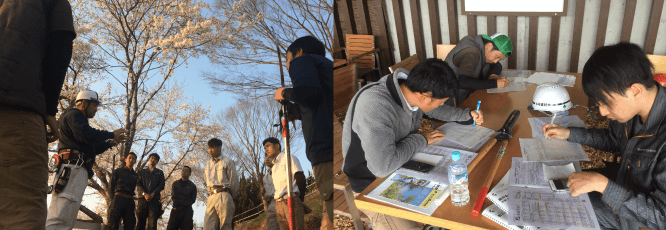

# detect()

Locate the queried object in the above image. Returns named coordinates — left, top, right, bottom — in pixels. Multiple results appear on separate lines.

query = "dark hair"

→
left=404, top=58, right=459, bottom=99
left=208, top=138, right=223, bottom=147
left=126, top=152, right=137, bottom=159
left=183, top=166, right=191, bottom=171
left=582, top=42, right=655, bottom=106
left=148, top=153, right=160, bottom=161
left=287, top=36, right=326, bottom=56
left=262, top=137, right=281, bottom=151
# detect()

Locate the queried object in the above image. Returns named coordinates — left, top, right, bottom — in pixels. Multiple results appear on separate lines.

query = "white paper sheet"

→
left=507, top=187, right=601, bottom=230
left=501, top=70, right=532, bottom=79
left=432, top=135, right=491, bottom=152
left=509, top=157, right=551, bottom=189
left=434, top=123, right=495, bottom=148
left=487, top=81, right=528, bottom=93
left=543, top=163, right=576, bottom=180
left=527, top=116, right=587, bottom=138
left=519, top=138, right=589, bottom=162
left=526, top=72, right=576, bottom=87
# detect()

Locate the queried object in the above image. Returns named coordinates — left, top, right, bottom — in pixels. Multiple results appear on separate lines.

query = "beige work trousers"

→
left=46, top=164, right=89, bottom=230
left=0, top=109, right=48, bottom=230
left=265, top=200, right=279, bottom=230
left=353, top=192, right=422, bottom=230
left=204, top=191, right=234, bottom=230
left=276, top=196, right=305, bottom=230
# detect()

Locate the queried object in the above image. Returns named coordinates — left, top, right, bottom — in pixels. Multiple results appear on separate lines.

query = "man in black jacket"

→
left=273, top=36, right=334, bottom=227
left=136, top=153, right=166, bottom=230
left=46, top=90, right=126, bottom=229
left=109, top=152, right=139, bottom=230
left=0, top=0, right=77, bottom=228
left=544, top=43, right=666, bottom=230
left=166, top=166, right=197, bottom=230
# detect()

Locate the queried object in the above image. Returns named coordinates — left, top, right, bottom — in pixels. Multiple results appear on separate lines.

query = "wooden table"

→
left=354, top=71, right=590, bottom=229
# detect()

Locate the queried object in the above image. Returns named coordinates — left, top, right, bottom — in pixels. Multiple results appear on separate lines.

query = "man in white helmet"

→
left=46, top=90, right=127, bottom=230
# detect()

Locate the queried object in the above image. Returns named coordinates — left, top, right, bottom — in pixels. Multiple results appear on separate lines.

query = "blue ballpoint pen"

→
left=473, top=100, right=481, bottom=126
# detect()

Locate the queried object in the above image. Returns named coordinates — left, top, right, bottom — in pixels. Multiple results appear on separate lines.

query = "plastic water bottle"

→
left=448, top=151, right=470, bottom=206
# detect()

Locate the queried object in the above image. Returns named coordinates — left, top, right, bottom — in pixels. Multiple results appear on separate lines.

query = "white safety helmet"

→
left=75, top=90, right=100, bottom=104
left=531, top=84, right=573, bottom=112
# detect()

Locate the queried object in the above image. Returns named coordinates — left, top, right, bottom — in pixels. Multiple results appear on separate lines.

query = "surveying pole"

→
left=272, top=27, right=295, bottom=230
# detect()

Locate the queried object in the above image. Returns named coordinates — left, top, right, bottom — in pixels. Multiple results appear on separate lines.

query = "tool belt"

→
left=172, top=205, right=190, bottom=210
left=114, top=192, right=134, bottom=199
left=58, top=149, right=91, bottom=166
left=209, top=186, right=229, bottom=195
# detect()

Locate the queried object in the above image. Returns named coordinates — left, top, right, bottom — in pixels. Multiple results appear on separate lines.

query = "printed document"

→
left=508, top=187, right=601, bottom=230
left=519, top=138, right=589, bottom=162
left=528, top=116, right=587, bottom=138
left=526, top=72, right=576, bottom=87
left=434, top=123, right=495, bottom=148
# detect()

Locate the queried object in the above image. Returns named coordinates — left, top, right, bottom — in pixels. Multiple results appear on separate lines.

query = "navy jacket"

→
left=110, top=166, right=138, bottom=196
left=282, top=54, right=333, bottom=166
left=58, top=108, right=115, bottom=178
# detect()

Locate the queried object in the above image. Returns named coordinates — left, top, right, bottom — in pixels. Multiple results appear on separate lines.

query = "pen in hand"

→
left=473, top=100, right=481, bottom=126
left=545, top=112, right=557, bottom=139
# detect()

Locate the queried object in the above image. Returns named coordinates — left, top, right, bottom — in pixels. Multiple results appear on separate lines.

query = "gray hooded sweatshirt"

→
left=342, top=69, right=473, bottom=192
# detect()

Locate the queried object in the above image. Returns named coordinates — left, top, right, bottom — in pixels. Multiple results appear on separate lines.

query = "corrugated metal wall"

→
left=384, top=0, right=666, bottom=73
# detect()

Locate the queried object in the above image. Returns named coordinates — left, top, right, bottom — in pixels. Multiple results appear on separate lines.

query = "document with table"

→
left=526, top=72, right=577, bottom=87
left=527, top=116, right=587, bottom=138
left=507, top=187, right=601, bottom=230
left=434, top=123, right=495, bottom=148
left=519, top=138, right=589, bottom=162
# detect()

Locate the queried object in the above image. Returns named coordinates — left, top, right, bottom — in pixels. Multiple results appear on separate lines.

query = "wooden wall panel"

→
left=508, top=16, right=517, bottom=69
left=410, top=0, right=426, bottom=61
left=596, top=0, right=611, bottom=49
left=621, top=0, right=637, bottom=42
left=528, top=16, right=538, bottom=70
left=569, top=0, right=585, bottom=72
left=548, top=16, right=560, bottom=71
left=392, top=0, right=409, bottom=60
left=428, top=0, right=441, bottom=56
left=645, top=0, right=665, bottom=54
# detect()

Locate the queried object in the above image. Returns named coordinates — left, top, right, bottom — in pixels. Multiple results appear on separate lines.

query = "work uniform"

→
left=342, top=70, right=474, bottom=230
left=108, top=166, right=138, bottom=230
left=166, top=178, right=197, bottom=230
left=47, top=108, right=116, bottom=230
left=568, top=84, right=666, bottom=230
left=444, top=35, right=503, bottom=104
left=136, top=167, right=166, bottom=230
left=263, top=170, right=278, bottom=230
left=204, top=156, right=239, bottom=230
left=0, top=0, right=76, bottom=228
left=281, top=54, right=335, bottom=224
left=272, top=152, right=305, bottom=230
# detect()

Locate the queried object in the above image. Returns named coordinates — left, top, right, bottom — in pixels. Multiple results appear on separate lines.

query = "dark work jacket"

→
left=110, top=166, right=138, bottom=196
left=568, top=84, right=666, bottom=230
left=444, top=35, right=502, bottom=104
left=0, top=0, right=76, bottom=117
left=58, top=108, right=115, bottom=178
left=282, top=54, right=333, bottom=166
left=137, top=167, right=165, bottom=198
left=171, top=179, right=197, bottom=207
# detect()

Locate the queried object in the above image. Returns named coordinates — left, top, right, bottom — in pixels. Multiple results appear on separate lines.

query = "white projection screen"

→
left=462, top=0, right=567, bottom=16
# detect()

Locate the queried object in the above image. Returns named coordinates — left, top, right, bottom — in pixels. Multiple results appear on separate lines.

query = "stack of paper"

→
left=527, top=115, right=587, bottom=138
left=526, top=72, right=576, bottom=87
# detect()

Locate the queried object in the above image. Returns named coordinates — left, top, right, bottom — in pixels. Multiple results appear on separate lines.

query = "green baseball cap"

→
left=482, top=33, right=513, bottom=58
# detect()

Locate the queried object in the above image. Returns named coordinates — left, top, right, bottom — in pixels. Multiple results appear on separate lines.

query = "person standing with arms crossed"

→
left=204, top=138, right=240, bottom=230
left=136, top=153, right=166, bottom=230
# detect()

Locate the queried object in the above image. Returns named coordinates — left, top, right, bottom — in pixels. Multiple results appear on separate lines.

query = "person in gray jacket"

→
left=342, top=58, right=484, bottom=229
left=544, top=42, right=666, bottom=230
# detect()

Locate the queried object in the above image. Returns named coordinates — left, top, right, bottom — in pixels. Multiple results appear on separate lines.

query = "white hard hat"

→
left=75, top=90, right=100, bottom=103
left=531, top=84, right=573, bottom=112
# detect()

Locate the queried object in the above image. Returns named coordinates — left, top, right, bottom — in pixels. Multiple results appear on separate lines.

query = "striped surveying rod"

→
left=272, top=27, right=295, bottom=230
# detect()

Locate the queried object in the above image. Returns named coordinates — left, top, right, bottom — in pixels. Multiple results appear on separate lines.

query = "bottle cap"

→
left=452, top=151, right=461, bottom=161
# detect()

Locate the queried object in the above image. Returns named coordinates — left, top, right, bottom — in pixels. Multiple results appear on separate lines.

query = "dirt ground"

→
left=334, top=107, right=613, bottom=229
